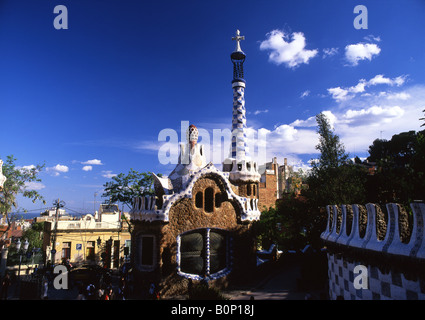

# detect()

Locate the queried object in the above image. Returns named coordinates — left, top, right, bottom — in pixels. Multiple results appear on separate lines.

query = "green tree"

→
left=307, top=113, right=367, bottom=207
left=102, top=169, right=162, bottom=208
left=0, top=155, right=45, bottom=237
left=22, top=222, right=45, bottom=252
left=313, top=112, right=349, bottom=169
left=367, top=129, right=425, bottom=204
left=258, top=194, right=310, bottom=251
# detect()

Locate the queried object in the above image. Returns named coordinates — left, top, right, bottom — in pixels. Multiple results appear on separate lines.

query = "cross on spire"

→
left=232, top=29, right=245, bottom=52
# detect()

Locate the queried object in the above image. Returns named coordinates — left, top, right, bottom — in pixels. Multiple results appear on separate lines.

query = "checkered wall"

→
left=327, top=253, right=425, bottom=300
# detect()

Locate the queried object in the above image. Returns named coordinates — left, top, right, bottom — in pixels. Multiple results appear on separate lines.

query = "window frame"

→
left=61, top=242, right=71, bottom=260
left=176, top=228, right=232, bottom=281
left=136, top=234, right=156, bottom=271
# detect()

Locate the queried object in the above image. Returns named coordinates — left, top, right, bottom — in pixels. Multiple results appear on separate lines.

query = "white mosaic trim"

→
left=130, top=162, right=261, bottom=223
left=321, top=202, right=425, bottom=260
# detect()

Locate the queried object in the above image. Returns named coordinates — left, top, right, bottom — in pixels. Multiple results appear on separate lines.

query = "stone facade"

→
left=131, top=175, right=257, bottom=296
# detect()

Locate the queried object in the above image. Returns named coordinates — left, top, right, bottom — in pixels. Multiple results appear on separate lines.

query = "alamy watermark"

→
left=53, top=265, right=68, bottom=290
left=354, top=5, right=368, bottom=29
left=53, top=5, right=68, bottom=30
left=157, top=121, right=268, bottom=166
left=353, top=264, right=368, bottom=290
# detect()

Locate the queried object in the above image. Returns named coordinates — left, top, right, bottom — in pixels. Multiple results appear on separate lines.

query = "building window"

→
left=204, top=188, right=214, bottom=213
left=177, top=228, right=231, bottom=280
left=195, top=187, right=223, bottom=212
left=195, top=192, right=203, bottom=209
left=61, top=242, right=71, bottom=261
left=215, top=193, right=221, bottom=208
left=247, top=184, right=251, bottom=196
left=124, top=240, right=131, bottom=261
left=136, top=235, right=156, bottom=271
left=86, top=241, right=95, bottom=261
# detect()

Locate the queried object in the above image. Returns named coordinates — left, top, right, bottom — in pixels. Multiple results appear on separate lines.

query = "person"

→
left=97, top=286, right=104, bottom=300
left=86, top=283, right=96, bottom=300
left=103, top=286, right=114, bottom=300
left=1, top=273, right=10, bottom=300
left=76, top=284, right=86, bottom=300
left=148, top=283, right=155, bottom=300
left=41, top=277, right=49, bottom=300
left=117, top=276, right=126, bottom=300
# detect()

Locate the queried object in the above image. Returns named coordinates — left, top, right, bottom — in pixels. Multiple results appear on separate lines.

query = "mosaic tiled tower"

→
left=223, top=30, right=260, bottom=184
left=231, top=30, right=248, bottom=161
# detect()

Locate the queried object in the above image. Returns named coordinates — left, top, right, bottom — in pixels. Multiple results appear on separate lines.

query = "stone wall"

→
left=258, top=172, right=277, bottom=211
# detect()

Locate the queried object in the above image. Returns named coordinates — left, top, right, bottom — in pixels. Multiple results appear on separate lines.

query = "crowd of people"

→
left=75, top=275, right=128, bottom=300
left=0, top=260, right=164, bottom=300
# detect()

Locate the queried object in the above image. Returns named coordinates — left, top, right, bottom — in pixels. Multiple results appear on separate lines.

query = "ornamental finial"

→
left=232, top=29, right=245, bottom=53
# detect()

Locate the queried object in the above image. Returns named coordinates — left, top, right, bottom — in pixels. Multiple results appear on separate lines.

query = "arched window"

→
left=253, top=184, right=256, bottom=197
left=215, top=192, right=221, bottom=208
left=204, top=187, right=214, bottom=213
left=247, top=184, right=251, bottom=196
left=195, top=192, right=203, bottom=209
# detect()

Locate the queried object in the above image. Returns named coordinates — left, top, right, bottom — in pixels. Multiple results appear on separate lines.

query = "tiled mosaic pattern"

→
left=327, top=253, right=425, bottom=300
left=231, top=84, right=249, bottom=160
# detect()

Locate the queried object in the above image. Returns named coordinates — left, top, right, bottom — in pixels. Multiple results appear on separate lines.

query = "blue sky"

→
left=1, top=0, right=425, bottom=214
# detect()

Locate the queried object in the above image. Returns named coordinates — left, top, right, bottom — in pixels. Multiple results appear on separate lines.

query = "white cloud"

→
left=253, top=109, right=269, bottom=115
left=368, top=74, right=406, bottom=86
left=328, top=75, right=407, bottom=102
left=47, top=164, right=69, bottom=176
left=24, top=181, right=46, bottom=191
left=345, top=43, right=381, bottom=66
left=259, top=29, right=318, bottom=68
left=386, top=92, right=411, bottom=100
left=341, top=105, right=405, bottom=126
left=82, top=165, right=93, bottom=171
left=102, top=170, right=117, bottom=179
left=251, top=84, right=425, bottom=167
left=300, top=90, right=310, bottom=98
left=53, top=164, right=68, bottom=172
left=322, top=47, right=339, bottom=58
left=82, top=159, right=103, bottom=165
left=363, top=35, right=381, bottom=43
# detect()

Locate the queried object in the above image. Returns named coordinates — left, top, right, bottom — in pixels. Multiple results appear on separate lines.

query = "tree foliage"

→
left=313, top=112, right=349, bottom=169
left=366, top=129, right=425, bottom=204
left=307, top=113, right=367, bottom=207
left=102, top=169, right=162, bottom=208
left=0, top=155, right=45, bottom=235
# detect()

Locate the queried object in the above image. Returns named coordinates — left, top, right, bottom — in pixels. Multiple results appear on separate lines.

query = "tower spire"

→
left=230, top=29, right=248, bottom=161
left=223, top=30, right=260, bottom=183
